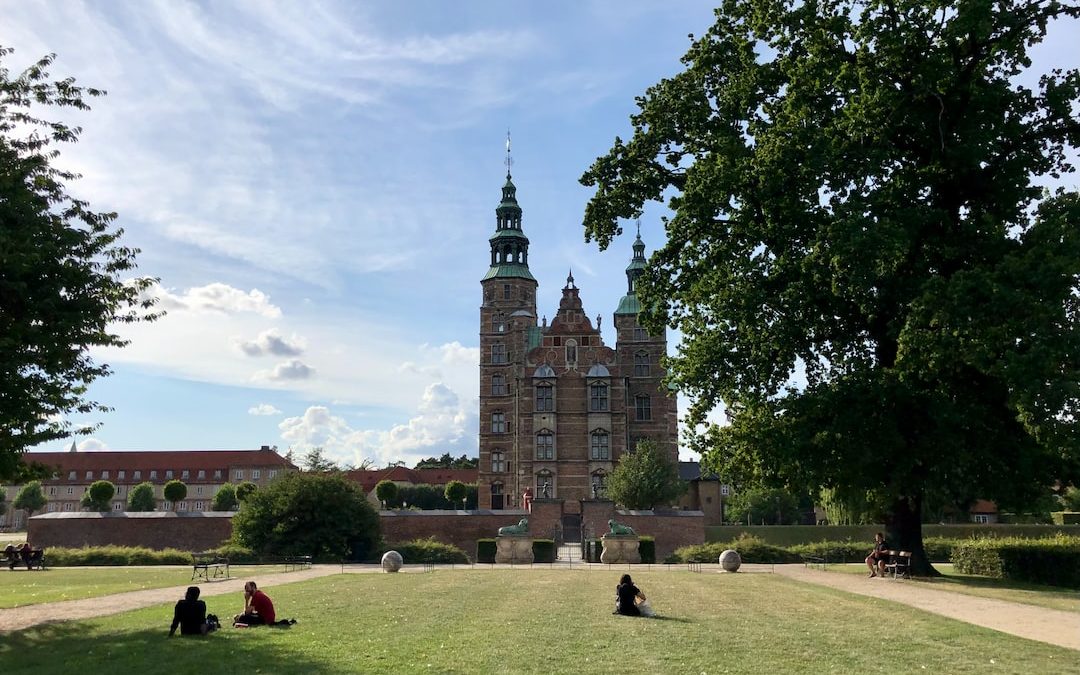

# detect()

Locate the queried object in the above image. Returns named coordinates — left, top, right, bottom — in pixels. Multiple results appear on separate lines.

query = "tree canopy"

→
left=211, top=483, right=238, bottom=511
left=13, top=480, right=46, bottom=518
left=414, top=453, right=478, bottom=470
left=444, top=480, right=468, bottom=509
left=374, top=479, right=398, bottom=507
left=232, top=472, right=380, bottom=560
left=604, top=439, right=685, bottom=509
left=163, top=480, right=187, bottom=510
left=581, top=0, right=1080, bottom=573
left=126, top=482, right=156, bottom=512
left=0, top=49, right=159, bottom=479
left=80, top=479, right=115, bottom=511
left=727, top=487, right=802, bottom=525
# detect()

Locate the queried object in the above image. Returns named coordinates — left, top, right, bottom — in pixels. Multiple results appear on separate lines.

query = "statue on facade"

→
left=607, top=519, right=635, bottom=536
left=498, top=518, right=529, bottom=536
left=522, top=487, right=533, bottom=512
left=541, top=482, right=551, bottom=499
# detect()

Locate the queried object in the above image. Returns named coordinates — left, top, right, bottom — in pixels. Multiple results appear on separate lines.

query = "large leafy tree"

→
left=0, top=48, right=159, bottom=480
left=581, top=0, right=1080, bottom=574
left=727, top=487, right=802, bottom=525
left=604, top=439, right=686, bottom=509
left=13, top=480, right=46, bottom=519
left=232, top=472, right=380, bottom=560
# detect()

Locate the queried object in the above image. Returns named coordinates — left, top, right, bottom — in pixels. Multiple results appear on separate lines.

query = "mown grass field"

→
left=1, top=570, right=1075, bottom=674
left=0, top=565, right=290, bottom=608
left=827, top=562, right=1080, bottom=614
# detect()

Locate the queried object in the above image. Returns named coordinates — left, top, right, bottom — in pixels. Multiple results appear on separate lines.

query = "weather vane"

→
left=505, top=129, right=513, bottom=176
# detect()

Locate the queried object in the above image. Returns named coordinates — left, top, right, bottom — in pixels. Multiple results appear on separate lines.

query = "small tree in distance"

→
left=444, top=480, right=467, bottom=510
left=163, top=480, right=187, bottom=510
left=374, top=480, right=398, bottom=509
left=236, top=481, right=258, bottom=502
left=81, top=480, right=116, bottom=511
left=127, top=482, right=156, bottom=512
left=14, top=481, right=47, bottom=520
left=212, top=483, right=239, bottom=511
left=604, top=439, right=685, bottom=510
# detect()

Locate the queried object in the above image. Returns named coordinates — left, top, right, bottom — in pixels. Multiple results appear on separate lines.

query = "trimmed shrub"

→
left=45, top=545, right=192, bottom=566
left=533, top=539, right=556, bottom=563
left=672, top=534, right=799, bottom=564
left=787, top=540, right=867, bottom=563
left=208, top=543, right=257, bottom=563
left=951, top=536, right=1080, bottom=588
left=476, top=539, right=496, bottom=564
left=638, top=536, right=655, bottom=564
left=387, top=537, right=469, bottom=564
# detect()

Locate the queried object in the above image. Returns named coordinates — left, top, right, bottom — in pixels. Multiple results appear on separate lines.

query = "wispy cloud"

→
left=248, top=403, right=283, bottom=416
left=236, top=329, right=305, bottom=357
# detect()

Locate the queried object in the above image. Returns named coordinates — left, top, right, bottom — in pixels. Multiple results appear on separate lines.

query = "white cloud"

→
left=236, top=329, right=305, bottom=357
left=147, top=282, right=282, bottom=318
left=437, top=341, right=480, bottom=366
left=257, top=359, right=316, bottom=381
left=248, top=404, right=283, bottom=416
left=77, top=438, right=110, bottom=452
left=278, top=382, right=477, bottom=467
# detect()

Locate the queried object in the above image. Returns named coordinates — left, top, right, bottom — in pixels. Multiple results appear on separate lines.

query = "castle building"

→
left=476, top=166, right=677, bottom=518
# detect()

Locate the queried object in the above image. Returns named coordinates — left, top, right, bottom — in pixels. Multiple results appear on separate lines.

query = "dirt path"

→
left=768, top=564, right=1080, bottom=651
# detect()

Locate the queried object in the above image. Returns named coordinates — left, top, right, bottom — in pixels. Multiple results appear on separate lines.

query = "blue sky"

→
left=7, top=0, right=722, bottom=466
left=8, top=1, right=1076, bottom=468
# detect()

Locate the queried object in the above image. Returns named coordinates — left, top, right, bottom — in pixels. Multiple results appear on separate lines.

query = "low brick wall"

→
left=380, top=510, right=529, bottom=560
left=28, top=512, right=235, bottom=551
left=581, top=501, right=705, bottom=559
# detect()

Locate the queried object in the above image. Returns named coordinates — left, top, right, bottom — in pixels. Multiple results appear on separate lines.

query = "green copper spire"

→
left=484, top=133, right=535, bottom=281
left=615, top=220, right=647, bottom=315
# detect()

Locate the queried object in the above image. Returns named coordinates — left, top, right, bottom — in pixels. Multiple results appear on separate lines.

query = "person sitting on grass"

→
left=169, top=586, right=209, bottom=636
left=234, top=581, right=275, bottom=626
left=614, top=573, right=647, bottom=617
left=865, top=532, right=889, bottom=578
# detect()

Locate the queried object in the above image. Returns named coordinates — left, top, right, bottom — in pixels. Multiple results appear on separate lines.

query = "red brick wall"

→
left=28, top=512, right=234, bottom=551
left=581, top=501, right=704, bottom=559
left=380, top=510, right=531, bottom=560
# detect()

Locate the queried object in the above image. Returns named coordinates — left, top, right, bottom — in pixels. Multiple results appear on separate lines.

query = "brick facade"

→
left=28, top=512, right=235, bottom=551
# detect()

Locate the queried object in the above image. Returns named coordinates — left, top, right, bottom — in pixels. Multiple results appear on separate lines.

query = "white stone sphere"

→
left=719, top=549, right=742, bottom=572
left=381, top=550, right=403, bottom=573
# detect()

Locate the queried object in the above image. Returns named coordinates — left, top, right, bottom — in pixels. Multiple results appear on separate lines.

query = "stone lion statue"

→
left=498, top=518, right=529, bottom=536
left=608, top=519, right=635, bottom=536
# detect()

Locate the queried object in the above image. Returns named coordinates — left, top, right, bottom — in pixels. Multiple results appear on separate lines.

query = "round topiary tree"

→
left=126, top=481, right=157, bottom=512
left=163, top=480, right=187, bottom=511
left=81, top=480, right=115, bottom=511
left=375, top=479, right=398, bottom=508
left=211, top=483, right=239, bottom=511
left=444, top=480, right=467, bottom=510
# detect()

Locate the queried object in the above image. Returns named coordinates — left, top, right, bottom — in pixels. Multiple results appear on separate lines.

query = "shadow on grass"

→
left=0, top=620, right=341, bottom=675
left=647, top=615, right=691, bottom=623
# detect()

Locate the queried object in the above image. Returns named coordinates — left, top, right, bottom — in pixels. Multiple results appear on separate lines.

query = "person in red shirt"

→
left=233, top=581, right=275, bottom=626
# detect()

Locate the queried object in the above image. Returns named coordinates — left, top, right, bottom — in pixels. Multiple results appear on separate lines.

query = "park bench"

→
left=191, top=553, right=230, bottom=582
left=801, top=555, right=826, bottom=570
left=3, top=549, right=45, bottom=570
left=884, top=551, right=912, bottom=579
left=283, top=555, right=312, bottom=572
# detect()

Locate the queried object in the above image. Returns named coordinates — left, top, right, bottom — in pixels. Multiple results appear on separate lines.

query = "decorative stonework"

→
left=495, top=535, right=534, bottom=563
left=382, top=550, right=403, bottom=572
left=719, top=549, right=741, bottom=572
left=600, top=535, right=641, bottom=564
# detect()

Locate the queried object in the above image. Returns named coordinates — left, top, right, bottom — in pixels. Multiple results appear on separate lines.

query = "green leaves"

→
left=604, top=439, right=685, bottom=509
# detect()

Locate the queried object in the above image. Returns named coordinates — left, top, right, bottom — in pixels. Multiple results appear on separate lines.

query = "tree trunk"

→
left=883, top=494, right=940, bottom=577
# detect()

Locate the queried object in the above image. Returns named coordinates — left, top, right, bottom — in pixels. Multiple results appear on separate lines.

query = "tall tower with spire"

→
left=477, top=145, right=677, bottom=516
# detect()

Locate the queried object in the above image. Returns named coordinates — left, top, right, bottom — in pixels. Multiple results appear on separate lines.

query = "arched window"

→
left=589, top=382, right=608, bottom=411
left=492, top=374, right=508, bottom=396
left=491, top=411, right=507, bottom=434
left=590, top=430, right=610, bottom=460
left=535, top=383, right=553, bottom=411
left=536, top=430, right=554, bottom=460
left=633, top=350, right=650, bottom=376
left=491, top=450, right=505, bottom=473
left=635, top=394, right=652, bottom=421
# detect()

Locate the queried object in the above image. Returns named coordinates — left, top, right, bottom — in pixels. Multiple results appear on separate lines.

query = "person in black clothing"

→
left=614, top=573, right=646, bottom=616
left=169, top=586, right=209, bottom=636
left=865, top=532, right=889, bottom=578
left=4, top=544, right=16, bottom=570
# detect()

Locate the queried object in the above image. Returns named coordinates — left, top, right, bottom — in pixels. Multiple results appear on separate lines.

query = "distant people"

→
left=866, top=532, right=889, bottom=578
left=614, top=573, right=647, bottom=617
left=234, top=581, right=275, bottom=626
left=4, top=544, right=16, bottom=570
left=169, top=586, right=209, bottom=636
left=18, top=542, right=33, bottom=571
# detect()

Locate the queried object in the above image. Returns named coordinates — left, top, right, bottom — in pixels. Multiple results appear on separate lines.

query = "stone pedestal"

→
left=600, top=535, right=641, bottom=564
left=495, top=536, right=534, bottom=564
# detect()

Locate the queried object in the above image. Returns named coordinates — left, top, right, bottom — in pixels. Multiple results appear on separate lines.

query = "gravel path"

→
left=4, top=563, right=1079, bottom=652
left=769, top=564, right=1080, bottom=651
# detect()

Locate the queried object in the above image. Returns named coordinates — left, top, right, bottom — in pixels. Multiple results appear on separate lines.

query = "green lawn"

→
left=0, top=565, right=291, bottom=608
left=1, top=570, right=1074, bottom=674
left=826, top=563, right=1080, bottom=614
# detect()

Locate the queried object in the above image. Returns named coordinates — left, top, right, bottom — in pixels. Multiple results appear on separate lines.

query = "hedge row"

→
left=951, top=536, right=1080, bottom=588
left=670, top=535, right=960, bottom=565
left=43, top=545, right=194, bottom=566
left=384, top=538, right=470, bottom=564
left=705, top=524, right=1080, bottom=546
left=474, top=538, right=557, bottom=563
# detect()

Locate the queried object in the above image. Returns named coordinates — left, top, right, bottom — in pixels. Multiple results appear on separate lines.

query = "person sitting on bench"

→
left=234, top=581, right=275, bottom=626
left=865, top=532, right=889, bottom=578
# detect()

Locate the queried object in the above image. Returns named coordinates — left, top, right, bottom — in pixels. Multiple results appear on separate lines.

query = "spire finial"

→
left=567, top=268, right=575, bottom=288
left=636, top=218, right=641, bottom=237
left=505, top=130, right=513, bottom=178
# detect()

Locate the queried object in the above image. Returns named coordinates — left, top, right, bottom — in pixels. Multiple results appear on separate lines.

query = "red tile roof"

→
left=23, top=448, right=295, bottom=482
left=969, top=499, right=998, bottom=513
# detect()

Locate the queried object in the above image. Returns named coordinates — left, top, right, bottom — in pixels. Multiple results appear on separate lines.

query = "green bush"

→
left=921, top=537, right=956, bottom=562
left=705, top=524, right=1080, bottom=545
left=45, top=545, right=192, bottom=566
left=207, top=543, right=257, bottom=563
left=476, top=539, right=496, bottom=564
left=387, top=537, right=469, bottom=564
left=638, top=536, right=655, bottom=564
left=672, top=534, right=800, bottom=564
left=951, top=536, right=1080, bottom=587
left=533, top=539, right=556, bottom=563
left=787, top=540, right=867, bottom=563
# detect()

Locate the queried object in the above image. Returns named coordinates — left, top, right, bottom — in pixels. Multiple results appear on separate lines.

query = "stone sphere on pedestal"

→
left=381, top=550, right=403, bottom=572
left=719, top=549, right=742, bottom=572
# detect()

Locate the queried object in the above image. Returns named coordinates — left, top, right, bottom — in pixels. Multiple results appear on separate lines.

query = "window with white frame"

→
left=590, top=431, right=610, bottom=460
left=113, top=502, right=123, bottom=511
left=85, top=470, right=93, bottom=480
left=195, top=501, right=204, bottom=511
left=63, top=503, right=72, bottom=511
left=536, top=471, right=553, bottom=496
left=67, top=487, right=74, bottom=495
left=102, top=470, right=109, bottom=479
left=133, top=470, right=141, bottom=480
left=48, top=486, right=56, bottom=496
left=634, top=327, right=648, bottom=341
left=269, top=470, right=278, bottom=478
left=974, top=515, right=990, bottom=524
left=150, top=470, right=158, bottom=479
left=252, top=469, right=261, bottom=479
left=178, top=501, right=188, bottom=511
left=118, top=470, right=126, bottom=479
left=165, top=470, right=173, bottom=479
left=68, top=470, right=76, bottom=480
left=182, top=470, right=189, bottom=479
left=198, top=470, right=205, bottom=479
left=48, top=503, right=57, bottom=512
left=536, top=431, right=554, bottom=460
left=214, top=469, right=222, bottom=479
left=235, top=470, right=244, bottom=480
left=163, top=501, right=171, bottom=510
left=196, top=486, right=203, bottom=495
